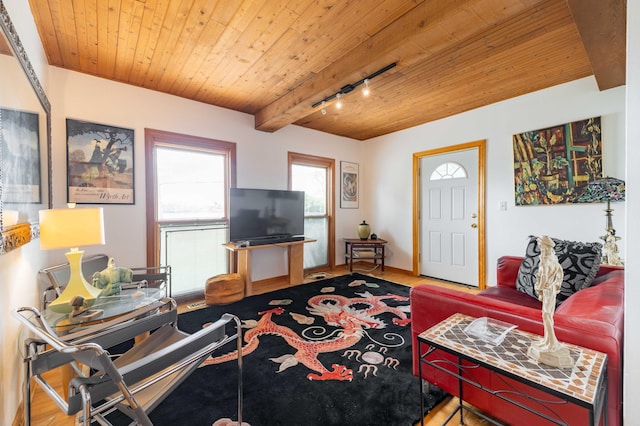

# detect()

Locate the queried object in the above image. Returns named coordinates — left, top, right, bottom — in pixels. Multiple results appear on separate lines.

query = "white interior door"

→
left=420, top=148, right=479, bottom=286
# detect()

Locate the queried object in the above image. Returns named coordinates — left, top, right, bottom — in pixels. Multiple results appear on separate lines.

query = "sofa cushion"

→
left=515, top=236, right=602, bottom=305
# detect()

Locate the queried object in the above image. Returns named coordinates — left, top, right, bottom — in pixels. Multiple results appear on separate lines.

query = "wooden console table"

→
left=343, top=238, right=387, bottom=273
left=224, top=239, right=315, bottom=296
left=418, top=313, right=608, bottom=426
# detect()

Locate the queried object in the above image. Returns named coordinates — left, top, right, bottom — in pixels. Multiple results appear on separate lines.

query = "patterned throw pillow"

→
left=515, top=236, right=602, bottom=306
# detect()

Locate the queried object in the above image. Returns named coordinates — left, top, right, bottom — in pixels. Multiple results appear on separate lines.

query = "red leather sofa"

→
left=411, top=255, right=624, bottom=425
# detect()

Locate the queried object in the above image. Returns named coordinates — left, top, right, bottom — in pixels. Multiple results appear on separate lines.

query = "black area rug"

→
left=115, top=273, right=446, bottom=425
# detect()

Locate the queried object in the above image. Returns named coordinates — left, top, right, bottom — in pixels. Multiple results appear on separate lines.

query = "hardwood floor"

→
left=23, top=263, right=491, bottom=426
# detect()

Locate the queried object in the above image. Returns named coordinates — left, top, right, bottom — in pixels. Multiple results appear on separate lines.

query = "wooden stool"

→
left=205, top=273, right=245, bottom=305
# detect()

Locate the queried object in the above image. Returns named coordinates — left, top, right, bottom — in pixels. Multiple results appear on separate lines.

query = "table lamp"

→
left=39, top=207, right=105, bottom=313
left=576, top=176, right=626, bottom=237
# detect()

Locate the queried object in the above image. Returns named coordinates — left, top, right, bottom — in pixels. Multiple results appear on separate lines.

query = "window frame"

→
left=145, top=128, right=236, bottom=267
left=288, top=152, right=335, bottom=271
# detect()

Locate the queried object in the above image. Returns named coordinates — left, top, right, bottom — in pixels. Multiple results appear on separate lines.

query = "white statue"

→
left=527, top=236, right=574, bottom=368
left=603, top=231, right=623, bottom=266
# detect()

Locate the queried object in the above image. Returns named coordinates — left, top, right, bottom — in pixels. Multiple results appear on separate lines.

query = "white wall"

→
left=0, top=2, right=52, bottom=424
left=623, top=0, right=639, bottom=421
left=48, top=67, right=363, bottom=280
left=363, top=77, right=626, bottom=286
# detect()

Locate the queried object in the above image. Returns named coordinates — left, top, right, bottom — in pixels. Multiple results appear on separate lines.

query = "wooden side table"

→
left=343, top=238, right=387, bottom=272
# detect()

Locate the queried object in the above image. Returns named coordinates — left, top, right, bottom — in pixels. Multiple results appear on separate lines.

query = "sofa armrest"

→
left=595, top=263, right=624, bottom=278
left=496, top=256, right=523, bottom=288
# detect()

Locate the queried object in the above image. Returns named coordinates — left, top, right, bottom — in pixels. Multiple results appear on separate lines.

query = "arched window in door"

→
left=430, top=161, right=468, bottom=180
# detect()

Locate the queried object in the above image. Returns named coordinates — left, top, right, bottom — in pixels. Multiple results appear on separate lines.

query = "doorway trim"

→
left=412, top=140, right=487, bottom=289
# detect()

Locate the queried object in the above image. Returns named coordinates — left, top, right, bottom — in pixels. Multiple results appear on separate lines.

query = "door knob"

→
left=471, top=223, right=478, bottom=228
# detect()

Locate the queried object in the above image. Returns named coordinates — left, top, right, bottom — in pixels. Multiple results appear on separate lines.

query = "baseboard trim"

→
left=337, top=261, right=413, bottom=276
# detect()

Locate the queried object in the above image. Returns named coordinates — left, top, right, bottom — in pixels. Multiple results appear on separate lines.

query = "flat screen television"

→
left=229, top=188, right=305, bottom=245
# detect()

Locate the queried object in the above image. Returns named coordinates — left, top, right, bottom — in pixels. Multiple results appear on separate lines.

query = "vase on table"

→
left=357, top=220, right=371, bottom=240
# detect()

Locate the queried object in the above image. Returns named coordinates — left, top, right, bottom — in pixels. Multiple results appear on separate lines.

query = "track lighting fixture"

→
left=311, top=62, right=396, bottom=112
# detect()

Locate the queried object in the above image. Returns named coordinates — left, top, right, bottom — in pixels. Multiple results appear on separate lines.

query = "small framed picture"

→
left=340, top=161, right=359, bottom=209
left=66, top=119, right=134, bottom=204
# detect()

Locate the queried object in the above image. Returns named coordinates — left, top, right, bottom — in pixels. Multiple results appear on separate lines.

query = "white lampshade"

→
left=39, top=208, right=105, bottom=250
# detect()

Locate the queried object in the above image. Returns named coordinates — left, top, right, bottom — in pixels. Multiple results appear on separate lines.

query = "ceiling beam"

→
left=565, top=0, right=626, bottom=90
left=253, top=0, right=522, bottom=134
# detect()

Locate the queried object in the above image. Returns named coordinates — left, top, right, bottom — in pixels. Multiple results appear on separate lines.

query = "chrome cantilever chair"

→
left=130, top=264, right=172, bottom=296
left=13, top=299, right=243, bottom=426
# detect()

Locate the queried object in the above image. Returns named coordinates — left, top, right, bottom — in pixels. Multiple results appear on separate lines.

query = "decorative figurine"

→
left=92, top=257, right=133, bottom=296
left=68, top=295, right=102, bottom=321
left=603, top=231, right=623, bottom=266
left=527, top=236, right=574, bottom=368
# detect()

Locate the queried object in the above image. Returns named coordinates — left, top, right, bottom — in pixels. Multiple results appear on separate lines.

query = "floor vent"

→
left=187, top=300, right=207, bottom=309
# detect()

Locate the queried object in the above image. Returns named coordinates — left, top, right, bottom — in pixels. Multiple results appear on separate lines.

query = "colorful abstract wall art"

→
left=513, top=117, right=602, bottom=205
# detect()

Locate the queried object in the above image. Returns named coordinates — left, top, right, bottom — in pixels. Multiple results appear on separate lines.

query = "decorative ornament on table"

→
left=92, top=257, right=134, bottom=296
left=357, top=220, right=371, bottom=240
left=68, top=295, right=103, bottom=321
left=527, top=236, right=574, bottom=369
left=603, top=232, right=622, bottom=266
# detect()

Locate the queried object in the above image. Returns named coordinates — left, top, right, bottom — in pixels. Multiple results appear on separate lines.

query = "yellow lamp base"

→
left=48, top=249, right=103, bottom=314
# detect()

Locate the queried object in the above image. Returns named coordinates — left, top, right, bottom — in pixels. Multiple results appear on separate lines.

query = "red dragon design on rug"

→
left=203, top=290, right=410, bottom=381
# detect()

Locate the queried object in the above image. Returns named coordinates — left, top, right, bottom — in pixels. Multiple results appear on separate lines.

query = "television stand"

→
left=224, top=239, right=316, bottom=296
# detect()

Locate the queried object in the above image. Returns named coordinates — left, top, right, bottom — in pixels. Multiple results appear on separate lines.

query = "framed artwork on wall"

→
left=340, top=161, right=359, bottom=209
left=513, top=117, right=602, bottom=206
left=0, top=107, right=41, bottom=204
left=66, top=119, right=134, bottom=204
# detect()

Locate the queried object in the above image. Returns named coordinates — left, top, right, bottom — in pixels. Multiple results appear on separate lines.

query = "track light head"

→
left=362, top=79, right=370, bottom=96
left=336, top=93, right=342, bottom=109
left=321, top=101, right=327, bottom=115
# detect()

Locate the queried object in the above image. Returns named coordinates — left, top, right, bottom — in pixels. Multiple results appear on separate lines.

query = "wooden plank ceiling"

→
left=27, top=0, right=626, bottom=140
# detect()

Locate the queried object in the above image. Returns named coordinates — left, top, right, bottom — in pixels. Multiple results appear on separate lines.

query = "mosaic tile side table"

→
left=417, top=313, right=608, bottom=426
